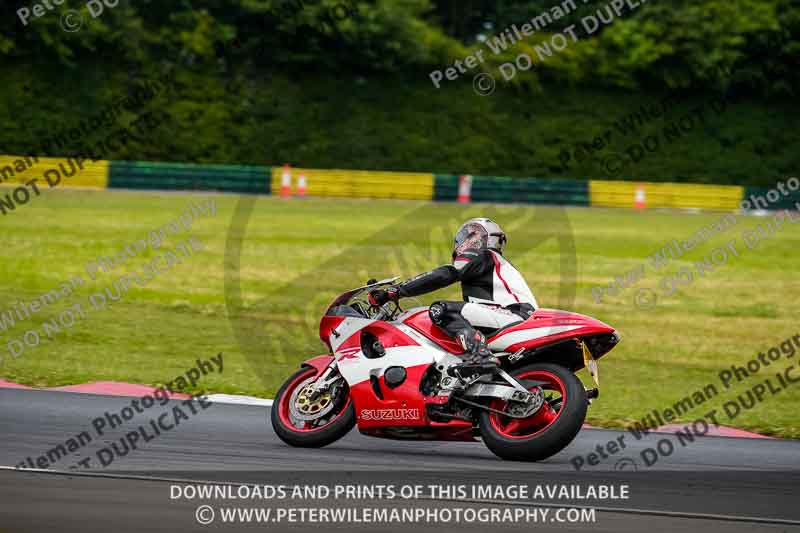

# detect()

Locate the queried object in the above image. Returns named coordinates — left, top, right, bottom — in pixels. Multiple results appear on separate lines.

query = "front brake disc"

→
left=288, top=377, right=338, bottom=422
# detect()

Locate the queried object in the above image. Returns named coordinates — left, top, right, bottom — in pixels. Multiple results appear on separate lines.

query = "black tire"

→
left=479, top=362, right=587, bottom=461
left=270, top=366, right=356, bottom=448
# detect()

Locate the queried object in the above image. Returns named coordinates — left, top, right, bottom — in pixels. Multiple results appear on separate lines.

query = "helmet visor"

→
left=453, top=223, right=488, bottom=256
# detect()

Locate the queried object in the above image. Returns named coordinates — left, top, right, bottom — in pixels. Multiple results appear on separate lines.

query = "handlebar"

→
left=326, top=276, right=403, bottom=321
left=370, top=300, right=402, bottom=322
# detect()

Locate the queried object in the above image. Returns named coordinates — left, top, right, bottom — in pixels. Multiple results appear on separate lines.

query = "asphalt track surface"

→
left=1, top=388, right=799, bottom=532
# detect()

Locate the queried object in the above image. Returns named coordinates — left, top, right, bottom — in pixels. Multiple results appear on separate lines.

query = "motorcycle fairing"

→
left=401, top=308, right=466, bottom=354
left=348, top=363, right=432, bottom=429
left=487, top=308, right=615, bottom=355
left=319, top=316, right=450, bottom=430
left=312, top=292, right=618, bottom=436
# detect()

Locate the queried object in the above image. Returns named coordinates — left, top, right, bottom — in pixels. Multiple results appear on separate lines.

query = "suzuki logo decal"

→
left=360, top=408, right=420, bottom=421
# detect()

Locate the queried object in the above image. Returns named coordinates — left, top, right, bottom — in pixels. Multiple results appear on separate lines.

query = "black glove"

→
left=369, top=286, right=400, bottom=306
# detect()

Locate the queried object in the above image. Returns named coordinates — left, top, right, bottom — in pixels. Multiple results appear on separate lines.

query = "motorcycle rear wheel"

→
left=479, top=362, right=587, bottom=461
left=271, top=366, right=355, bottom=448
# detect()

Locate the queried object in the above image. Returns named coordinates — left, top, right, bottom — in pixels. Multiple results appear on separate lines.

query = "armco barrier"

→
left=478, top=175, right=589, bottom=206
left=109, top=161, right=269, bottom=194
left=434, top=174, right=460, bottom=201
left=2, top=154, right=793, bottom=213
left=743, top=185, right=800, bottom=211
left=589, top=180, right=744, bottom=211
left=271, top=168, right=434, bottom=200
left=0, top=155, right=109, bottom=189
left=436, top=174, right=589, bottom=206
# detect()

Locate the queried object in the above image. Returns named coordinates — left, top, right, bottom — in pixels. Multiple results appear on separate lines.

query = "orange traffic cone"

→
left=280, top=165, right=292, bottom=198
left=634, top=184, right=646, bottom=209
left=297, top=173, right=307, bottom=197
left=457, top=175, right=473, bottom=203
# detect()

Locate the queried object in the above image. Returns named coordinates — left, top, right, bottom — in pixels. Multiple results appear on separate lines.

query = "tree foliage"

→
left=0, top=0, right=797, bottom=184
left=1, top=0, right=796, bottom=92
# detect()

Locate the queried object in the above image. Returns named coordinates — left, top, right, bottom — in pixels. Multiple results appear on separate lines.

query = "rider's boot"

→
left=451, top=328, right=498, bottom=374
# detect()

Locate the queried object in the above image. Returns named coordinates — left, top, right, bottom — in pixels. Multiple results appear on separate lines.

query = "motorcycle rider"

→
left=369, top=218, right=538, bottom=368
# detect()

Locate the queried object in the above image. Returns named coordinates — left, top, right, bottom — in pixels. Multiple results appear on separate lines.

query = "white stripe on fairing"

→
left=393, top=324, right=463, bottom=367
left=336, top=345, right=436, bottom=386
left=393, top=324, right=447, bottom=353
left=488, top=325, right=582, bottom=351
left=329, top=318, right=376, bottom=352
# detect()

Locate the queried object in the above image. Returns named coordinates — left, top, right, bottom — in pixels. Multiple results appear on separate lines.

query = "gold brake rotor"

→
left=295, top=384, right=333, bottom=416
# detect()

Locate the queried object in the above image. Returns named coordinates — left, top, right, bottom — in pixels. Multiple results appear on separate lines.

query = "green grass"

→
left=1, top=189, right=799, bottom=438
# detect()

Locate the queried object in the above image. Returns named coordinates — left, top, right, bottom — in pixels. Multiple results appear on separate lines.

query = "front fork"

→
left=308, top=360, right=343, bottom=393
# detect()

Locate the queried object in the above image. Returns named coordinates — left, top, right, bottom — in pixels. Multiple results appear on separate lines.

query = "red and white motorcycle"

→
left=271, top=278, right=619, bottom=461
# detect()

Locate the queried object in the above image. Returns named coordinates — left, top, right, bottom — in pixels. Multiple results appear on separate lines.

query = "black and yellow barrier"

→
left=270, top=167, right=434, bottom=200
left=0, top=155, right=109, bottom=189
left=589, top=180, right=744, bottom=211
left=1, top=154, right=793, bottom=213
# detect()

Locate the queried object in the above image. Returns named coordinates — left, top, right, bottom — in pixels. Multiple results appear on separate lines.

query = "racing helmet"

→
left=453, top=218, right=507, bottom=258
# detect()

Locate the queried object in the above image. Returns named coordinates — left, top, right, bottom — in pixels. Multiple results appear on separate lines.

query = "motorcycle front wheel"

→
left=271, top=366, right=355, bottom=448
left=479, top=362, right=587, bottom=461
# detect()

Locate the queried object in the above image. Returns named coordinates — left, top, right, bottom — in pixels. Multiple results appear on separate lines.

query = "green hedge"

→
left=3, top=64, right=798, bottom=187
